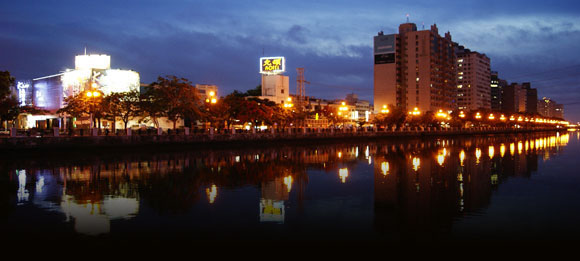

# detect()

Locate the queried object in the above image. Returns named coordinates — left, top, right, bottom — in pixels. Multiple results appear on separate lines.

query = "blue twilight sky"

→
left=1, top=0, right=580, bottom=122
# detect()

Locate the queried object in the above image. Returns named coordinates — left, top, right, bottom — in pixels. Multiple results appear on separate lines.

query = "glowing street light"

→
left=500, top=114, right=506, bottom=121
left=475, top=112, right=482, bottom=119
left=436, top=109, right=447, bottom=118
left=488, top=113, right=495, bottom=120
left=283, top=97, right=293, bottom=108
left=459, top=111, right=466, bottom=118
left=381, top=105, right=389, bottom=114
left=409, top=107, right=421, bottom=116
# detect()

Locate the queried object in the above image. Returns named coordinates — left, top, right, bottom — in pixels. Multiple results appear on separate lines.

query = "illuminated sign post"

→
left=16, top=81, right=30, bottom=106
left=260, top=57, right=285, bottom=75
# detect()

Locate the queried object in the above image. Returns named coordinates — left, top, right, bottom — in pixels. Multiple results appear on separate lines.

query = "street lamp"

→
left=409, top=107, right=420, bottom=116
left=381, top=105, right=389, bottom=114
left=85, top=89, right=103, bottom=129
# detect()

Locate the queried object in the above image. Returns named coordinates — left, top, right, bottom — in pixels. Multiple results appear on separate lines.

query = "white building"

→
left=258, top=56, right=290, bottom=105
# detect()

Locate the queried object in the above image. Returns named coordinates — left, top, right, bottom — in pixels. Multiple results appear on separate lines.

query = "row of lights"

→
left=380, top=104, right=569, bottom=126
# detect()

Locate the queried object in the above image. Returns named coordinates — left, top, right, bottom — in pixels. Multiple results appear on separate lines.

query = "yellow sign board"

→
left=260, top=57, right=285, bottom=74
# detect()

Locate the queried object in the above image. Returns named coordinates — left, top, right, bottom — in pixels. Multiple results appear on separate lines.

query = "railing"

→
left=0, top=125, right=564, bottom=139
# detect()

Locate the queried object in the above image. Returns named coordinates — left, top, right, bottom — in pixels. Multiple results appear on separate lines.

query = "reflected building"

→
left=3, top=132, right=571, bottom=239
left=260, top=177, right=290, bottom=224
left=372, top=133, right=568, bottom=240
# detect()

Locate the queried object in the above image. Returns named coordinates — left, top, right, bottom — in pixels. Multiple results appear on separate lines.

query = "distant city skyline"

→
left=1, top=0, right=580, bottom=121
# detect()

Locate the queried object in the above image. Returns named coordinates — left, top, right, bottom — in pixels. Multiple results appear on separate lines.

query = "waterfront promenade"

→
left=0, top=126, right=564, bottom=150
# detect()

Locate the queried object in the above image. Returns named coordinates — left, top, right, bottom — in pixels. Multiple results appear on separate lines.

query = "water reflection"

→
left=0, top=132, right=573, bottom=241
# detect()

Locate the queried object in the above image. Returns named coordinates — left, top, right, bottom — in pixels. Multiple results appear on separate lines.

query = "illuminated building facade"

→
left=17, top=54, right=139, bottom=128
left=195, top=84, right=218, bottom=102
left=455, top=45, right=491, bottom=111
left=502, top=82, right=537, bottom=113
left=259, top=56, right=290, bottom=104
left=374, top=23, right=456, bottom=113
left=21, top=54, right=140, bottom=113
left=538, top=97, right=565, bottom=119
left=490, top=71, right=507, bottom=111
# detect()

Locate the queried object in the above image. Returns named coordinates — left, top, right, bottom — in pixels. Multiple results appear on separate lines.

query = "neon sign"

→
left=17, top=81, right=30, bottom=106
left=260, top=56, right=285, bottom=75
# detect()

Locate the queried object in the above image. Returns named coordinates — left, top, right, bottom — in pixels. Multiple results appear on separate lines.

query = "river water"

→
left=1, top=131, right=579, bottom=245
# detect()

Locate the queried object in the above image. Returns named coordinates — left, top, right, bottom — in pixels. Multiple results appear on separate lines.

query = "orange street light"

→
left=500, top=114, right=506, bottom=121
left=381, top=105, right=389, bottom=114
left=409, top=107, right=421, bottom=116
left=488, top=113, right=495, bottom=120
left=475, top=112, right=482, bottom=119
left=436, top=109, right=447, bottom=118
left=86, top=90, right=101, bottom=98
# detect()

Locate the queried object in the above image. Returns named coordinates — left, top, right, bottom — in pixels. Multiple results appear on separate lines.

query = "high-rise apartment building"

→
left=374, top=23, right=456, bottom=113
left=502, top=82, right=537, bottom=113
left=490, top=71, right=507, bottom=111
left=524, top=83, right=538, bottom=114
left=538, top=97, right=565, bottom=119
left=454, top=45, right=491, bottom=111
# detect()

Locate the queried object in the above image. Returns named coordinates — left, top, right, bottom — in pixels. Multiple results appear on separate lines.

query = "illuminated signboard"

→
left=260, top=57, right=285, bottom=75
left=374, top=34, right=395, bottom=64
left=16, top=81, right=31, bottom=106
left=75, top=54, right=111, bottom=70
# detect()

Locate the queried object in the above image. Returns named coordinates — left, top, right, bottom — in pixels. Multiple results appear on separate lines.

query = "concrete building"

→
left=195, top=84, right=218, bottom=103
left=490, top=71, right=507, bottom=111
left=374, top=23, right=456, bottom=113
left=258, top=56, right=290, bottom=105
left=524, top=83, right=538, bottom=114
left=538, top=97, right=565, bottom=119
left=16, top=53, right=140, bottom=128
left=455, top=45, right=491, bottom=111
left=502, top=82, right=537, bottom=114
left=346, top=93, right=373, bottom=122
left=260, top=75, right=289, bottom=104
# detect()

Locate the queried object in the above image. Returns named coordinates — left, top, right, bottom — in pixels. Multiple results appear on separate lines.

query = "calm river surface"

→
left=1, top=131, right=579, bottom=246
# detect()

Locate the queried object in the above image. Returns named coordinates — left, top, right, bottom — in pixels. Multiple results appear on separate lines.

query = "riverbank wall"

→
left=0, top=127, right=565, bottom=151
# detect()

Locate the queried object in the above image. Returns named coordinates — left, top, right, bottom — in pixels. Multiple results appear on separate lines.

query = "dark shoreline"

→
left=0, top=127, right=565, bottom=155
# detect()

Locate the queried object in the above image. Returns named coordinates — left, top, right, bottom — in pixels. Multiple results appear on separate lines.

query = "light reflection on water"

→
left=1, top=131, right=577, bottom=242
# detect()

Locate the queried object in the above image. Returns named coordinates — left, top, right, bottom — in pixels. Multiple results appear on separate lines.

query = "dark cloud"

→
left=1, top=0, right=580, bottom=121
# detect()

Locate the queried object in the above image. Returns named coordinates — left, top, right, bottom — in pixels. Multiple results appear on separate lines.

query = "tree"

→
left=104, top=90, right=140, bottom=130
left=139, top=88, right=164, bottom=128
left=57, top=91, right=104, bottom=128
left=373, top=106, right=406, bottom=128
left=0, top=71, right=18, bottom=129
left=58, top=93, right=89, bottom=118
left=245, top=85, right=262, bottom=97
left=150, top=76, right=202, bottom=130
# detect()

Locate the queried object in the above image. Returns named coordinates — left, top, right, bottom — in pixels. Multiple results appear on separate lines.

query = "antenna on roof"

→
left=406, top=13, right=410, bottom=23
left=422, top=22, right=425, bottom=30
left=84, top=46, right=87, bottom=55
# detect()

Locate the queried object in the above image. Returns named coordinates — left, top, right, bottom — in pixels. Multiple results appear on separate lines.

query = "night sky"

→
left=2, top=0, right=580, bottom=122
